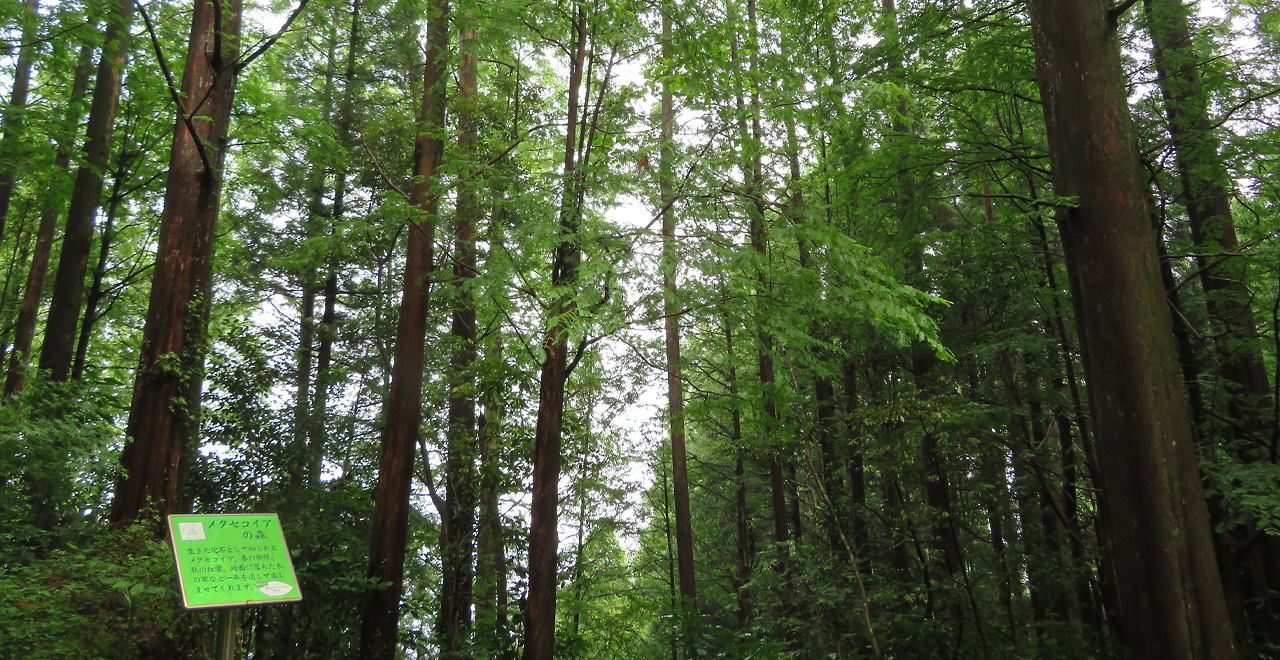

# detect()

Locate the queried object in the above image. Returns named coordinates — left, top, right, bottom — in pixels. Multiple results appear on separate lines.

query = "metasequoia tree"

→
left=38, top=0, right=135, bottom=382
left=5, top=41, right=94, bottom=394
left=0, top=0, right=38, bottom=247
left=659, top=0, right=696, bottom=632
left=437, top=13, right=479, bottom=658
left=524, top=5, right=589, bottom=658
left=110, top=0, right=243, bottom=525
left=112, top=0, right=308, bottom=524
left=357, top=0, right=447, bottom=655
left=744, top=0, right=792, bottom=607
left=1143, top=0, right=1279, bottom=642
left=309, top=0, right=365, bottom=484
left=1027, top=0, right=1236, bottom=657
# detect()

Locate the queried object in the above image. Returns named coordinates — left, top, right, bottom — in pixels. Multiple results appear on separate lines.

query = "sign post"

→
left=167, top=513, right=302, bottom=659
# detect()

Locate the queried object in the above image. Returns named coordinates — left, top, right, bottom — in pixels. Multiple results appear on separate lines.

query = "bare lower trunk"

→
left=475, top=336, right=508, bottom=657
left=522, top=12, right=587, bottom=658
left=111, top=0, right=241, bottom=527
left=5, top=43, right=94, bottom=394
left=1027, top=1, right=1237, bottom=656
left=357, top=0, right=447, bottom=655
left=0, top=0, right=39, bottom=246
left=40, top=0, right=135, bottom=382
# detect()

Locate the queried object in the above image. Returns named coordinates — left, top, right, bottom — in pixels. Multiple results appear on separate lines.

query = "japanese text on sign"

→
left=167, top=513, right=302, bottom=610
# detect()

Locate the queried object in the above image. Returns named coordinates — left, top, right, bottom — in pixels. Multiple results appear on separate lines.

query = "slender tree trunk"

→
left=724, top=315, right=752, bottom=629
left=738, top=0, right=792, bottom=610
left=310, top=0, right=363, bottom=484
left=71, top=175, right=121, bottom=381
left=1144, top=0, right=1271, bottom=431
left=660, top=0, right=697, bottom=628
left=475, top=336, right=508, bottom=657
left=358, top=0, right=447, bottom=655
left=1026, top=1, right=1237, bottom=657
left=0, top=214, right=34, bottom=367
left=438, top=18, right=479, bottom=659
left=523, top=10, right=587, bottom=659
left=842, top=363, right=868, bottom=552
left=39, top=0, right=136, bottom=382
left=0, top=0, right=39, bottom=247
left=110, top=0, right=242, bottom=528
left=292, top=281, right=316, bottom=479
left=5, top=43, right=95, bottom=393
left=290, top=20, right=341, bottom=494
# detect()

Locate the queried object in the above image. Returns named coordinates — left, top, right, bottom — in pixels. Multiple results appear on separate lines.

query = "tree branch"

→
left=137, top=1, right=212, bottom=173
left=235, top=0, right=312, bottom=72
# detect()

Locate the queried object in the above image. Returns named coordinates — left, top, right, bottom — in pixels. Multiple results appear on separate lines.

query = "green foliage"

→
left=0, top=524, right=199, bottom=660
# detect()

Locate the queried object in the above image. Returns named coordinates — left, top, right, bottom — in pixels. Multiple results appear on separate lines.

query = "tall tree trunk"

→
left=39, top=0, right=136, bottom=382
left=843, top=362, right=867, bottom=550
left=71, top=172, right=122, bottom=381
left=0, top=214, right=34, bottom=367
left=1143, top=0, right=1271, bottom=432
left=738, top=0, right=792, bottom=611
left=475, top=336, right=508, bottom=657
left=357, top=0, right=447, bottom=655
left=660, top=0, right=697, bottom=629
left=1144, top=0, right=1279, bottom=644
left=5, top=42, right=95, bottom=393
left=0, top=0, right=39, bottom=247
left=522, top=10, right=587, bottom=659
left=310, top=0, right=363, bottom=484
left=724, top=314, right=752, bottom=629
left=110, top=0, right=241, bottom=527
left=438, top=18, right=479, bottom=659
left=1026, top=1, right=1237, bottom=657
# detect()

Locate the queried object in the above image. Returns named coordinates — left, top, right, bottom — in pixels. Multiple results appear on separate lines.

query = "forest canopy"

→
left=1, top=0, right=1279, bottom=658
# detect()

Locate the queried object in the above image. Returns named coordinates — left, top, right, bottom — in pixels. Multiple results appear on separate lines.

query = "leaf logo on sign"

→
left=258, top=581, right=293, bottom=597
left=179, top=523, right=205, bottom=540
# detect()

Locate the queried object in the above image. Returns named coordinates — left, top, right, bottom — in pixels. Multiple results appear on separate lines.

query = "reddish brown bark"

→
left=110, top=0, right=242, bottom=526
left=522, top=9, right=586, bottom=659
left=1144, top=0, right=1279, bottom=643
left=660, top=2, right=697, bottom=621
left=357, top=0, right=447, bottom=656
left=4, top=44, right=94, bottom=394
left=0, top=0, right=39, bottom=247
left=71, top=179, right=121, bottom=381
left=1027, top=1, right=1237, bottom=657
left=39, top=0, right=135, bottom=382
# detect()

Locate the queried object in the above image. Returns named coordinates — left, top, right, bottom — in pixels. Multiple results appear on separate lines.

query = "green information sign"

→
left=167, top=513, right=302, bottom=610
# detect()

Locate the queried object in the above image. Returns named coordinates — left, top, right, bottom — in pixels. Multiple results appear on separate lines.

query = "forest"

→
left=1, top=0, right=1279, bottom=657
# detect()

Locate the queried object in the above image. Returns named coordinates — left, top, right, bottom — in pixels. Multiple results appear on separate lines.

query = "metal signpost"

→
left=167, top=513, right=302, bottom=660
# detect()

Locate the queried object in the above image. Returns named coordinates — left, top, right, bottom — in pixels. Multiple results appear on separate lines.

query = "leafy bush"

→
left=0, top=524, right=205, bottom=660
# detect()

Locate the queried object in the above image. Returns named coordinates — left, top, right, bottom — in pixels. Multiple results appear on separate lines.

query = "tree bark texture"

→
left=39, top=0, right=136, bottom=382
left=1027, top=1, right=1237, bottom=658
left=522, top=10, right=586, bottom=659
left=1143, top=0, right=1272, bottom=430
left=110, top=0, right=241, bottom=527
left=476, top=337, right=508, bottom=657
left=357, top=0, right=447, bottom=655
left=0, top=0, right=39, bottom=248
left=5, top=44, right=94, bottom=394
left=660, top=3, right=697, bottom=619
left=438, top=19, right=478, bottom=659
